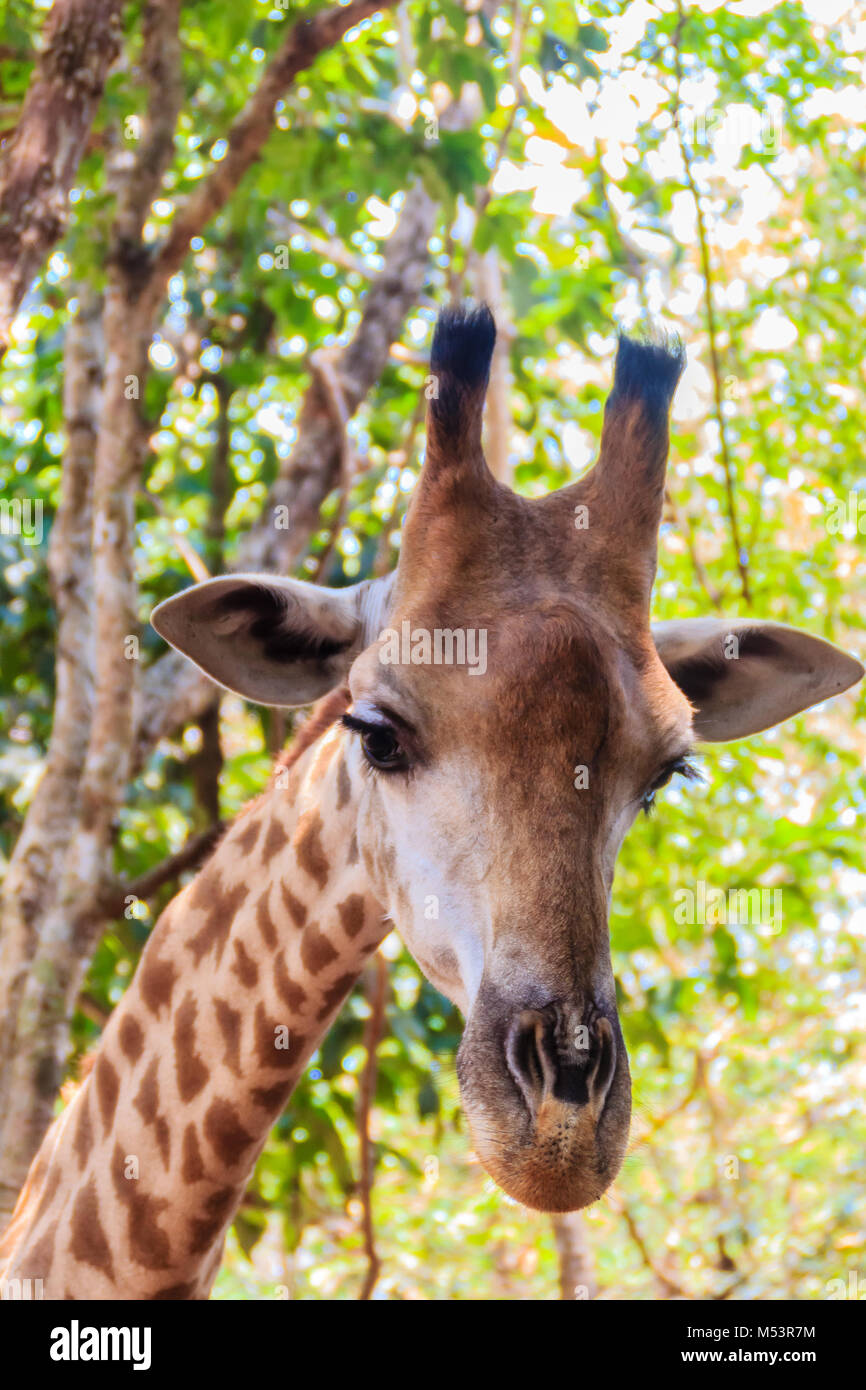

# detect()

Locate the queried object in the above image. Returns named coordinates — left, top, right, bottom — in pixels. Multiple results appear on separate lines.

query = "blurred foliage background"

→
left=1, top=0, right=865, bottom=1298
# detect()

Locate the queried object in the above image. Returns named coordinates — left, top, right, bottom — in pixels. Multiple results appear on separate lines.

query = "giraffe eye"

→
left=341, top=713, right=409, bottom=772
left=641, top=755, right=700, bottom=814
left=361, top=727, right=406, bottom=771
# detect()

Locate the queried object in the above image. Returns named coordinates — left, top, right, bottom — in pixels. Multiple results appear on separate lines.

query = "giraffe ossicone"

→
left=2, top=303, right=861, bottom=1298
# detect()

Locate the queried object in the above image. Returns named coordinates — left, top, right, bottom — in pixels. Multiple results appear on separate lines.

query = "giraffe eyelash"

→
left=642, top=756, right=702, bottom=815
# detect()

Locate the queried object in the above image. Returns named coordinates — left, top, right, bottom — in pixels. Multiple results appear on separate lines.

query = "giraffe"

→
left=0, top=304, right=861, bottom=1299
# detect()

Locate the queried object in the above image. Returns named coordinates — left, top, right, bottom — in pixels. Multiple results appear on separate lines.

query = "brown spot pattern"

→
left=129, top=1058, right=171, bottom=1168
left=95, top=1054, right=120, bottom=1133
left=234, top=816, right=262, bottom=855
left=231, top=938, right=258, bottom=988
left=128, top=1191, right=172, bottom=1270
left=151, top=1281, right=198, bottom=1300
left=254, top=1002, right=296, bottom=1071
left=336, top=756, right=352, bottom=810
left=337, top=894, right=365, bottom=938
left=214, top=996, right=242, bottom=1075
left=261, top=814, right=290, bottom=864
left=280, top=881, right=307, bottom=929
left=112, top=1144, right=172, bottom=1270
left=174, top=993, right=210, bottom=1101
left=293, top=809, right=330, bottom=889
left=73, top=1094, right=93, bottom=1169
left=25, top=1224, right=56, bottom=1280
left=189, top=1185, right=236, bottom=1256
left=316, top=972, right=358, bottom=1022
left=187, top=880, right=249, bottom=966
left=139, top=941, right=177, bottom=1015
left=119, top=1013, right=144, bottom=1063
left=256, top=890, right=278, bottom=950
left=300, top=922, right=338, bottom=975
left=252, top=1080, right=292, bottom=1113
left=273, top=953, right=307, bottom=1012
left=155, top=1117, right=171, bottom=1169
left=70, top=1178, right=114, bottom=1280
left=182, top=1124, right=206, bottom=1184
left=203, top=1099, right=255, bottom=1169
left=187, top=871, right=213, bottom=912
left=134, top=1057, right=160, bottom=1125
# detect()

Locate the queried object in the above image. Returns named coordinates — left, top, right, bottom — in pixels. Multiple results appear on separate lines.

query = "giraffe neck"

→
left=0, top=721, right=384, bottom=1299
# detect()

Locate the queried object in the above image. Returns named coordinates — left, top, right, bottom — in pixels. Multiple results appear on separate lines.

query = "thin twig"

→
left=372, top=384, right=427, bottom=576
left=611, top=1191, right=691, bottom=1299
left=357, top=951, right=388, bottom=1300
left=148, top=0, right=398, bottom=302
left=633, top=1051, right=704, bottom=1145
left=664, top=486, right=723, bottom=610
left=146, top=491, right=212, bottom=582
left=308, top=349, right=358, bottom=583
left=277, top=218, right=369, bottom=276
left=672, top=2, right=751, bottom=605
left=100, top=822, right=225, bottom=916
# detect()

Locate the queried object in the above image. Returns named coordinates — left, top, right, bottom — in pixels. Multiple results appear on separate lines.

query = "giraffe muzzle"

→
left=456, top=985, right=631, bottom=1213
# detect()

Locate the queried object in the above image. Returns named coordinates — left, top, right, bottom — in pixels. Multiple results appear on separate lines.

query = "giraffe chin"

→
left=464, top=1091, right=631, bottom=1214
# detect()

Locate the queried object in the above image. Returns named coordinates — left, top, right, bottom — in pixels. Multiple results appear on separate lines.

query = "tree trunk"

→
left=0, top=298, right=103, bottom=1221
left=137, top=180, right=437, bottom=761
left=0, top=1, right=426, bottom=1230
left=551, top=1211, right=599, bottom=1300
left=0, top=0, right=182, bottom=1229
left=0, top=0, right=124, bottom=358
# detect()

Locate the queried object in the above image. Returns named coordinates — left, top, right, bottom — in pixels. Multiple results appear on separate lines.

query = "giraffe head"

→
left=153, top=305, right=863, bottom=1213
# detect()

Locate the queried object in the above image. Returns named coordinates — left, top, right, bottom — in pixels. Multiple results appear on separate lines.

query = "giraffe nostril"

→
left=504, top=1007, right=617, bottom=1118
left=505, top=1010, right=559, bottom=1116
left=586, top=1015, right=617, bottom=1119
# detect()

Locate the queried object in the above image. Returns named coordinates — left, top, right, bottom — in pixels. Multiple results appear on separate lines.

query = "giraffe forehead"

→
left=354, top=598, right=691, bottom=778
left=355, top=608, right=619, bottom=747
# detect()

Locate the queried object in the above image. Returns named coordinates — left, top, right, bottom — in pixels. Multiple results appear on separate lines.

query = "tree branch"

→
left=0, top=0, right=124, bottom=357
left=236, top=178, right=435, bottom=574
left=136, top=180, right=437, bottom=762
left=145, top=0, right=399, bottom=306
left=99, top=822, right=225, bottom=917
left=612, top=1192, right=691, bottom=1299
left=0, top=296, right=103, bottom=1214
left=551, top=1211, right=598, bottom=1300
left=111, top=0, right=184, bottom=269
left=357, top=951, right=388, bottom=1301
left=0, top=2, right=186, bottom=1223
left=672, top=3, right=751, bottom=605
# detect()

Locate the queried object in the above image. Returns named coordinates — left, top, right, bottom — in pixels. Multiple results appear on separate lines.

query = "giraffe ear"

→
left=652, top=618, right=863, bottom=742
left=152, top=572, right=394, bottom=707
